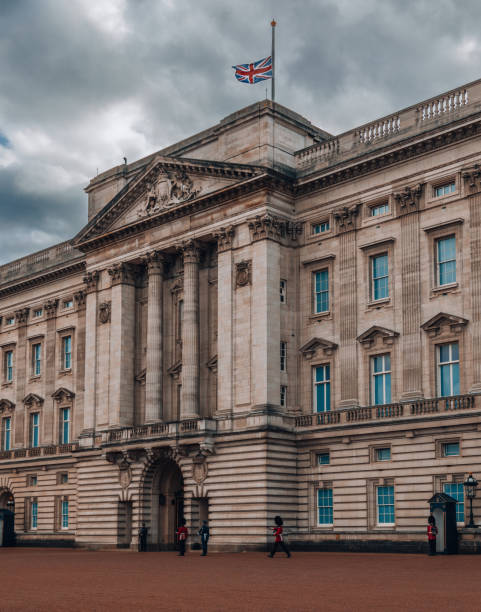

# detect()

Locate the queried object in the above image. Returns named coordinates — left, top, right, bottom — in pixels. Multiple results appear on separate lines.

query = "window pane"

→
left=451, top=342, right=459, bottom=361
left=443, top=442, right=460, bottom=456
left=444, top=483, right=464, bottom=522
left=439, top=344, right=450, bottom=363
left=440, top=364, right=451, bottom=397
left=318, top=453, right=330, bottom=465
left=452, top=363, right=460, bottom=395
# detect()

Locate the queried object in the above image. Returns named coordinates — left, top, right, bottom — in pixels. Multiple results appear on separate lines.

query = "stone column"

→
left=180, top=241, right=201, bottom=419
left=108, top=263, right=136, bottom=427
left=334, top=205, right=360, bottom=408
left=41, top=299, right=58, bottom=444
left=82, top=271, right=99, bottom=436
left=14, top=308, right=29, bottom=446
left=462, top=168, right=481, bottom=392
left=144, top=251, right=166, bottom=422
left=394, top=185, right=423, bottom=400
left=73, top=289, right=86, bottom=440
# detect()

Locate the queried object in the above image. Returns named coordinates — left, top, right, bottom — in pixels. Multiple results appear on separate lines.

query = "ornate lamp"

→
left=463, top=473, right=478, bottom=528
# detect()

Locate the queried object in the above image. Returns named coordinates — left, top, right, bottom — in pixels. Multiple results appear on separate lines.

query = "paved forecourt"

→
left=0, top=549, right=480, bottom=611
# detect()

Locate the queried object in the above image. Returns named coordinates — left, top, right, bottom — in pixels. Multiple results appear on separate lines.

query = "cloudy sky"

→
left=1, top=0, right=481, bottom=264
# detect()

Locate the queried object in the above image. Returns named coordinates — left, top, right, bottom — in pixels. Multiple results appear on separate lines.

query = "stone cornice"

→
left=0, top=261, right=86, bottom=299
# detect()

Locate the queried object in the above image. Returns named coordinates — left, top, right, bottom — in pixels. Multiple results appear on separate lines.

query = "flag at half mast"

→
left=232, top=56, right=272, bottom=84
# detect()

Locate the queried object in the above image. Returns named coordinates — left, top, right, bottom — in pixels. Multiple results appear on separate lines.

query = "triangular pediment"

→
left=23, top=393, right=44, bottom=407
left=51, top=387, right=75, bottom=402
left=299, top=337, right=338, bottom=359
left=0, top=399, right=15, bottom=413
left=74, top=156, right=262, bottom=244
left=421, top=312, right=468, bottom=336
left=357, top=326, right=399, bottom=348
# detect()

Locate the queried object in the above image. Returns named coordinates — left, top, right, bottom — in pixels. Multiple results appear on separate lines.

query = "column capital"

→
left=83, top=270, right=99, bottom=294
left=214, top=226, right=235, bottom=253
left=43, top=299, right=58, bottom=320
left=14, top=307, right=30, bottom=326
left=108, top=262, right=136, bottom=286
left=462, top=164, right=481, bottom=194
left=178, top=240, right=201, bottom=264
left=333, top=203, right=361, bottom=233
left=393, top=183, right=424, bottom=216
left=143, top=250, right=168, bottom=275
left=74, top=290, right=86, bottom=309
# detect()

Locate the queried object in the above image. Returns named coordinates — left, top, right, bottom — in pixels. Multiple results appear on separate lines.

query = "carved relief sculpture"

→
left=393, top=183, right=423, bottom=215
left=235, top=260, right=252, bottom=288
left=98, top=302, right=111, bottom=324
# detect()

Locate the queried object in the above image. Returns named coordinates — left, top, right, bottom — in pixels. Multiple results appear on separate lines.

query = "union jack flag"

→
left=232, top=56, right=272, bottom=84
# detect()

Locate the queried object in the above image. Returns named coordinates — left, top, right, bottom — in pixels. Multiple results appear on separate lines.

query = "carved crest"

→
left=98, top=301, right=111, bottom=324
left=193, top=462, right=208, bottom=484
left=235, top=260, right=252, bottom=288
left=139, top=171, right=201, bottom=218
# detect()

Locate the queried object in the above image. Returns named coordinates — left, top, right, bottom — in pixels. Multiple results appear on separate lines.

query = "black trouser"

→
left=270, top=540, right=290, bottom=557
left=428, top=539, right=436, bottom=555
left=138, top=537, right=147, bottom=552
left=201, top=537, right=208, bottom=555
left=178, top=539, right=186, bottom=555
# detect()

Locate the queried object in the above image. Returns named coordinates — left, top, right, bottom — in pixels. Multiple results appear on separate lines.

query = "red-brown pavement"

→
left=0, top=548, right=480, bottom=611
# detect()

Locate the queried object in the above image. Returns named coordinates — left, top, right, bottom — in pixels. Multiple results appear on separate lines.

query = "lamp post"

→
left=463, top=473, right=478, bottom=528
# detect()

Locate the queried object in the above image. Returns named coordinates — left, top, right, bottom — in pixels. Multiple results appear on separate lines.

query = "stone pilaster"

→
left=82, top=272, right=99, bottom=435
left=179, top=241, right=200, bottom=419
left=74, top=290, right=86, bottom=439
left=42, top=300, right=58, bottom=444
left=108, top=263, right=136, bottom=427
left=13, top=308, right=29, bottom=446
left=144, top=251, right=166, bottom=422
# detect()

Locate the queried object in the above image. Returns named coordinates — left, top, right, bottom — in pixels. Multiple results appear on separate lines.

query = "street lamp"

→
left=463, top=473, right=478, bottom=528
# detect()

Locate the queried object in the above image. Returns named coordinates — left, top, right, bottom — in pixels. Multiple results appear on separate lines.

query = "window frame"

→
left=312, top=268, right=329, bottom=314
left=279, top=279, right=287, bottom=304
left=30, top=412, right=40, bottom=448
left=370, top=353, right=392, bottom=406
left=312, top=220, right=330, bottom=235
left=313, top=363, right=331, bottom=413
left=1, top=416, right=12, bottom=451
left=60, top=406, right=71, bottom=444
left=370, top=202, right=389, bottom=217
left=280, top=341, right=287, bottom=373
left=436, top=342, right=460, bottom=397
left=31, top=499, right=38, bottom=530
left=443, top=481, right=464, bottom=523
left=376, top=484, right=395, bottom=526
left=371, top=253, right=389, bottom=302
left=317, top=487, right=334, bottom=526
left=280, top=385, right=287, bottom=407
left=4, top=349, right=14, bottom=383
left=433, top=181, right=456, bottom=198
left=436, top=235, right=457, bottom=287
left=317, top=452, right=330, bottom=466
left=61, top=499, right=69, bottom=530
left=31, top=342, right=42, bottom=377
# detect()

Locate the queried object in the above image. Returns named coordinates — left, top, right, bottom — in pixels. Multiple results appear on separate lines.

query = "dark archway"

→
left=0, top=488, right=15, bottom=547
left=142, top=459, right=183, bottom=550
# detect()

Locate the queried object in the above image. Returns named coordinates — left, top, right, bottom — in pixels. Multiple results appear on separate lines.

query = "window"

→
left=371, top=254, right=389, bottom=301
left=31, top=500, right=38, bottom=530
left=443, top=483, right=464, bottom=522
left=280, top=280, right=287, bottom=303
left=313, top=269, right=329, bottom=313
left=312, top=221, right=330, bottom=234
left=5, top=317, right=14, bottom=326
left=313, top=364, right=331, bottom=413
left=58, top=472, right=69, bottom=485
left=377, top=485, right=395, bottom=524
left=437, top=342, right=460, bottom=397
left=5, top=350, right=13, bottom=382
left=317, top=488, right=333, bottom=525
left=61, top=500, right=69, bottom=529
left=280, top=386, right=287, bottom=407
left=30, top=413, right=39, bottom=448
left=436, top=235, right=456, bottom=286
left=60, top=408, right=71, bottom=444
left=63, top=299, right=73, bottom=309
left=1, top=417, right=11, bottom=451
left=32, top=343, right=41, bottom=376
left=376, top=447, right=391, bottom=461
left=317, top=452, right=330, bottom=465
left=371, top=354, right=391, bottom=405
left=62, top=336, right=72, bottom=370
left=434, top=182, right=455, bottom=198
left=28, top=475, right=38, bottom=486
left=371, top=203, right=389, bottom=217
left=33, top=309, right=43, bottom=318
left=280, top=342, right=287, bottom=372
left=443, top=442, right=460, bottom=457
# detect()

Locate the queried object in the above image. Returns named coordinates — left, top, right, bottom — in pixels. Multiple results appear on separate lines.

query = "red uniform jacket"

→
left=177, top=526, right=188, bottom=542
left=273, top=526, right=283, bottom=543
left=427, top=524, right=437, bottom=541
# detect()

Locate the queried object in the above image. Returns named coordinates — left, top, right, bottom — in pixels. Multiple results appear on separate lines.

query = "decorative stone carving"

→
left=23, top=393, right=44, bottom=408
left=393, top=183, right=423, bottom=215
left=83, top=271, right=99, bottom=293
left=333, top=204, right=360, bottom=233
left=462, top=164, right=481, bottom=193
left=193, top=461, right=208, bottom=484
left=73, top=290, right=86, bottom=308
left=357, top=326, right=400, bottom=348
left=235, top=260, right=251, bottom=288
left=119, top=467, right=132, bottom=489
left=299, top=337, right=338, bottom=359
left=51, top=387, right=75, bottom=403
left=421, top=312, right=469, bottom=338
left=0, top=399, right=15, bottom=415
left=178, top=240, right=201, bottom=264
left=214, top=226, right=235, bottom=252
left=248, top=213, right=287, bottom=242
left=43, top=299, right=59, bottom=320
left=167, top=360, right=182, bottom=381
left=98, top=301, right=111, bottom=324
left=206, top=355, right=217, bottom=374
left=143, top=250, right=167, bottom=275
left=107, top=262, right=136, bottom=286
left=14, top=307, right=30, bottom=325
left=138, top=171, right=202, bottom=218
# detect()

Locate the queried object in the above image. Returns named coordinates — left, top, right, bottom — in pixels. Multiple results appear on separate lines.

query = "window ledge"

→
left=1, top=381, right=13, bottom=388
left=313, top=526, right=334, bottom=531
left=309, top=312, right=331, bottom=322
left=367, top=298, right=391, bottom=309
left=431, top=282, right=459, bottom=296
left=58, top=369, right=72, bottom=377
left=29, top=375, right=42, bottom=382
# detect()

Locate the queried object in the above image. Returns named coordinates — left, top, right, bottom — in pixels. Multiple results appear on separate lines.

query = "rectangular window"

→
left=317, top=452, right=330, bottom=465
left=280, top=342, right=287, bottom=372
left=313, top=269, right=329, bottom=313
left=437, top=342, right=460, bottom=397
left=371, top=253, right=389, bottom=301
left=443, top=483, right=464, bottom=522
left=1, top=417, right=11, bottom=451
left=60, top=408, right=71, bottom=444
left=61, top=500, right=69, bottom=529
left=280, top=280, right=287, bottom=304
left=317, top=488, right=333, bottom=525
left=32, top=343, right=42, bottom=376
left=63, top=300, right=73, bottom=309
left=313, top=221, right=330, bottom=234
left=5, top=317, right=14, bottom=326
left=371, top=203, right=389, bottom=217
left=280, top=385, right=287, bottom=407
left=31, top=500, right=38, bottom=530
left=434, top=182, right=455, bottom=198
left=28, top=475, right=38, bottom=486
left=62, top=336, right=72, bottom=370
left=443, top=442, right=460, bottom=457
left=377, top=485, right=395, bottom=524
left=30, top=413, right=39, bottom=448
left=33, top=309, right=43, bottom=318
left=59, top=472, right=69, bottom=484
left=371, top=354, right=391, bottom=405
left=313, top=364, right=331, bottom=413
left=5, top=350, right=13, bottom=382
left=376, top=447, right=391, bottom=461
left=436, top=235, right=456, bottom=286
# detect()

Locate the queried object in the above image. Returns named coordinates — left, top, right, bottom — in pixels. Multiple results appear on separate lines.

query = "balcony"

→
left=103, top=419, right=213, bottom=445
left=0, top=442, right=79, bottom=461
left=294, top=394, right=477, bottom=430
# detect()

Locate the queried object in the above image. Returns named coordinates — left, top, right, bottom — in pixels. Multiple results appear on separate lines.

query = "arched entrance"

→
left=143, top=459, right=184, bottom=550
left=0, top=488, right=15, bottom=547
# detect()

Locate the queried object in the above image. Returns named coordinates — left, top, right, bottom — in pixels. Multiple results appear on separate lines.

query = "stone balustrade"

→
left=0, top=442, right=79, bottom=461
left=294, top=394, right=477, bottom=429
left=103, top=418, right=211, bottom=445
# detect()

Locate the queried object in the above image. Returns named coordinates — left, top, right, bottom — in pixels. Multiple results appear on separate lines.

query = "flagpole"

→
left=271, top=19, right=276, bottom=102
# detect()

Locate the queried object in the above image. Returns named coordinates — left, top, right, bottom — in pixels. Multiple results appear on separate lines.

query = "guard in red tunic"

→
left=176, top=519, right=188, bottom=556
left=268, top=515, right=291, bottom=558
left=427, top=514, right=438, bottom=556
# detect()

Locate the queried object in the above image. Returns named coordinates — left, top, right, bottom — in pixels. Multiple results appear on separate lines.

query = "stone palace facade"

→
left=2, top=79, right=481, bottom=552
